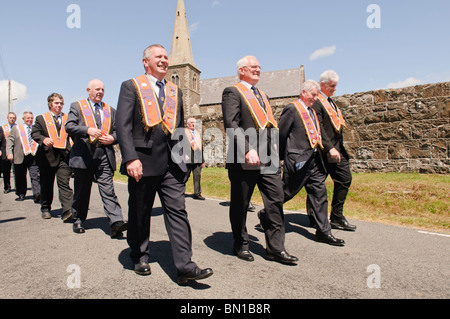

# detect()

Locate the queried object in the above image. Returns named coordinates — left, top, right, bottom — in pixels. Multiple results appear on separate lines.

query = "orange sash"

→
left=2, top=124, right=12, bottom=138
left=185, top=128, right=201, bottom=151
left=17, top=124, right=38, bottom=156
left=77, top=99, right=112, bottom=144
left=317, top=93, right=346, bottom=133
left=292, top=100, right=323, bottom=150
left=234, top=83, right=277, bottom=129
left=42, top=112, right=72, bottom=149
left=132, top=75, right=179, bottom=134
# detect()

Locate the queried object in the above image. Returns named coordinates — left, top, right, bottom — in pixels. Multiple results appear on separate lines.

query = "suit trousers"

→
left=39, top=160, right=73, bottom=214
left=186, top=163, right=202, bottom=196
left=72, top=153, right=122, bottom=226
left=326, top=156, right=352, bottom=221
left=14, top=155, right=40, bottom=197
left=228, top=169, right=285, bottom=253
left=283, top=155, right=331, bottom=236
left=2, top=159, right=12, bottom=190
left=126, top=165, right=197, bottom=275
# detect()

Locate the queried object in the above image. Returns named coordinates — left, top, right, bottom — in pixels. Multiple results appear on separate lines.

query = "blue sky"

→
left=0, top=0, right=449, bottom=122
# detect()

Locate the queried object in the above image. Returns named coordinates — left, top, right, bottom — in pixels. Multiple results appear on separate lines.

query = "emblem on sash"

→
left=292, top=100, right=323, bottom=150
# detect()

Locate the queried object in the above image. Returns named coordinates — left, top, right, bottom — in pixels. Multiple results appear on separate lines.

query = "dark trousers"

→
left=39, top=160, right=73, bottom=214
left=326, top=156, right=352, bottom=221
left=228, top=169, right=285, bottom=253
left=1, top=159, right=12, bottom=190
left=127, top=166, right=197, bottom=275
left=14, top=155, right=40, bottom=197
left=186, top=163, right=202, bottom=196
left=283, top=155, right=331, bottom=236
left=72, top=154, right=122, bottom=226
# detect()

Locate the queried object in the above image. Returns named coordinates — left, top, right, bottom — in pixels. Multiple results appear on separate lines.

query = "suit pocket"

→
left=287, top=149, right=309, bottom=172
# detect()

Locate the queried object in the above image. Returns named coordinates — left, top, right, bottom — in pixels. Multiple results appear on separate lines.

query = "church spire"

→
left=169, top=0, right=198, bottom=69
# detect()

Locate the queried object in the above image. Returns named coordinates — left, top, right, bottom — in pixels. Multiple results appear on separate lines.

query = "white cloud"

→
left=386, top=77, right=423, bottom=89
left=212, top=0, right=220, bottom=7
left=0, top=80, right=28, bottom=120
left=189, top=22, right=200, bottom=33
left=309, top=45, right=336, bottom=61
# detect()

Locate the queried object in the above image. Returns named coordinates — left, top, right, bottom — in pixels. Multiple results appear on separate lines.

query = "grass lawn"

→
left=115, top=168, right=449, bottom=234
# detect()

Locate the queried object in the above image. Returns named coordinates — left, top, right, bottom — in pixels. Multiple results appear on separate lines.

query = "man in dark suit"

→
left=278, top=80, right=345, bottom=246
left=6, top=111, right=40, bottom=202
left=32, top=93, right=73, bottom=221
left=311, top=70, right=356, bottom=231
left=0, top=112, right=17, bottom=193
left=185, top=117, right=205, bottom=200
left=65, top=79, right=127, bottom=238
left=116, top=44, right=213, bottom=284
left=221, top=55, right=298, bottom=265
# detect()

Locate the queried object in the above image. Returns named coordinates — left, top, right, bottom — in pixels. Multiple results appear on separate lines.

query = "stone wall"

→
left=198, top=82, right=450, bottom=174
left=334, top=82, right=449, bottom=174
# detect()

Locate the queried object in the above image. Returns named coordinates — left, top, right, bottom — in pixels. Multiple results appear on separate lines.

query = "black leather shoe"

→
left=73, top=222, right=85, bottom=234
left=41, top=210, right=51, bottom=219
left=247, top=202, right=256, bottom=212
left=61, top=211, right=73, bottom=223
left=266, top=251, right=298, bottom=265
left=110, top=221, right=128, bottom=238
left=233, top=249, right=254, bottom=262
left=33, top=193, right=40, bottom=204
left=316, top=232, right=345, bottom=246
left=15, top=194, right=25, bottom=201
left=330, top=218, right=357, bottom=231
left=177, top=267, right=213, bottom=285
left=193, top=194, right=205, bottom=200
left=134, top=262, right=151, bottom=276
left=3, top=188, right=11, bottom=194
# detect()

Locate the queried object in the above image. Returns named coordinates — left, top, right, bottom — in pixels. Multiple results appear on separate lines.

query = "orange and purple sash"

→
left=292, top=100, right=323, bottom=150
left=77, top=99, right=112, bottom=143
left=132, top=75, right=178, bottom=134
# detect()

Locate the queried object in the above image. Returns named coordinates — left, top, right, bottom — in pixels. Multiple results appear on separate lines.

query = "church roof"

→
left=200, top=67, right=303, bottom=105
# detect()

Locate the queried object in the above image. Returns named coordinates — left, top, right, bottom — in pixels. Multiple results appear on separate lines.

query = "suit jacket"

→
left=311, top=95, right=349, bottom=161
left=32, top=113, right=72, bottom=167
left=278, top=102, right=326, bottom=175
left=0, top=127, right=7, bottom=160
left=221, top=85, right=278, bottom=171
left=115, top=78, right=186, bottom=177
left=184, top=129, right=204, bottom=165
left=6, top=125, right=39, bottom=165
left=65, top=100, right=118, bottom=170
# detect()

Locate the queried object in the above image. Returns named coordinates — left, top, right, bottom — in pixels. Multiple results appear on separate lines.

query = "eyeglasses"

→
left=243, top=65, right=262, bottom=71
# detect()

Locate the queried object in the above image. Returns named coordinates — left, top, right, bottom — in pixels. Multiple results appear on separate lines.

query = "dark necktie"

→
left=54, top=115, right=61, bottom=130
left=94, top=103, right=102, bottom=127
left=328, top=97, right=337, bottom=112
left=251, top=86, right=266, bottom=110
left=308, top=107, right=318, bottom=129
left=156, top=81, right=165, bottom=107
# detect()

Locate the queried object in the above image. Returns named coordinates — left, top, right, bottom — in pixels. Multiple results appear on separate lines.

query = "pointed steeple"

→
left=169, top=0, right=198, bottom=70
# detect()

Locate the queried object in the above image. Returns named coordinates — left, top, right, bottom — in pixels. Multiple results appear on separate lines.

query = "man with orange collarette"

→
left=32, top=93, right=73, bottom=221
left=278, top=80, right=345, bottom=246
left=222, top=55, right=298, bottom=265
left=116, top=44, right=213, bottom=284
left=65, top=79, right=127, bottom=238
left=311, top=70, right=356, bottom=232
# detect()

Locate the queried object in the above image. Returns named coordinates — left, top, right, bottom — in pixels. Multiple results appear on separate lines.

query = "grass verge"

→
left=115, top=168, right=449, bottom=234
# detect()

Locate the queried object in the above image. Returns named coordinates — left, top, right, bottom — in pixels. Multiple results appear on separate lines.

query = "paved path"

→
left=0, top=179, right=448, bottom=304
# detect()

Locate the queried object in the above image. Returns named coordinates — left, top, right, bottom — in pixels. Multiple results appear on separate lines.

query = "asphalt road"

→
left=0, top=177, right=448, bottom=305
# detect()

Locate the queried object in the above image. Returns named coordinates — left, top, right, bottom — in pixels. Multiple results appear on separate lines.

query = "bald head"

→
left=87, top=79, right=105, bottom=104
